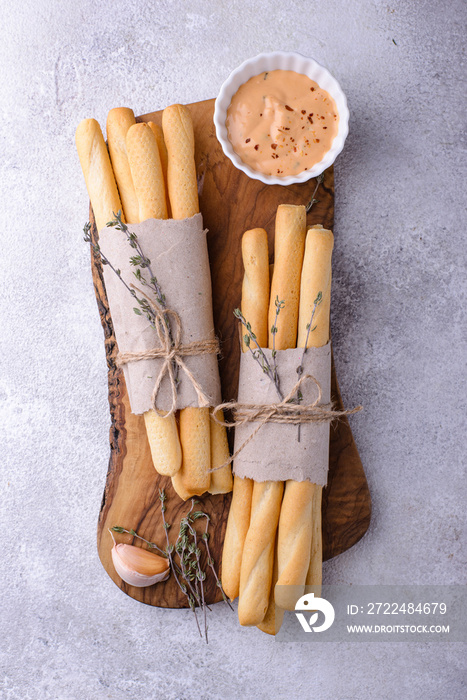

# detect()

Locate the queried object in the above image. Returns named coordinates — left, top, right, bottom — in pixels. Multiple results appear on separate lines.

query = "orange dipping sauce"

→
left=226, top=69, right=339, bottom=177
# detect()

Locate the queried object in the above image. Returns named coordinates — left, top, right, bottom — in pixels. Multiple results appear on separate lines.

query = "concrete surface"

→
left=1, top=1, right=465, bottom=698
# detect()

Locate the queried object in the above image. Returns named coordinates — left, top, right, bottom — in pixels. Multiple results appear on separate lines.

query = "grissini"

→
left=106, top=108, right=139, bottom=224
left=126, top=122, right=168, bottom=221
left=297, top=225, right=333, bottom=349
left=302, top=226, right=333, bottom=593
left=162, top=104, right=199, bottom=219
left=162, top=104, right=220, bottom=499
left=143, top=410, right=182, bottom=477
left=306, top=484, right=323, bottom=594
left=208, top=409, right=234, bottom=495
left=268, top=204, right=307, bottom=349
left=124, top=120, right=182, bottom=478
left=238, top=480, right=283, bottom=626
left=221, top=475, right=253, bottom=601
left=75, top=118, right=123, bottom=232
left=275, top=226, right=334, bottom=609
left=238, top=206, right=306, bottom=626
left=221, top=228, right=269, bottom=601
left=147, top=122, right=170, bottom=217
left=241, top=228, right=270, bottom=352
left=174, top=406, right=211, bottom=497
left=256, top=538, right=284, bottom=635
left=274, top=480, right=314, bottom=610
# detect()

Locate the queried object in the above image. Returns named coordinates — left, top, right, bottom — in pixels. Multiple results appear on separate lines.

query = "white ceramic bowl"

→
left=214, top=51, right=349, bottom=186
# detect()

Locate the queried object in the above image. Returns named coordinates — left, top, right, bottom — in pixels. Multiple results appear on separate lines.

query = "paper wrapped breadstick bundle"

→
left=76, top=108, right=231, bottom=500
left=231, top=208, right=333, bottom=487
left=97, top=209, right=222, bottom=416
left=219, top=205, right=360, bottom=631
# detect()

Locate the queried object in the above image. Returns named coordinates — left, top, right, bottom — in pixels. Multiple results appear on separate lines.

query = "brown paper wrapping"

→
left=233, top=343, right=331, bottom=485
left=99, top=213, right=221, bottom=414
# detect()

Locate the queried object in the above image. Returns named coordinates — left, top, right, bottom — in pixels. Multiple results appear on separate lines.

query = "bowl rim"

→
left=213, top=50, right=349, bottom=186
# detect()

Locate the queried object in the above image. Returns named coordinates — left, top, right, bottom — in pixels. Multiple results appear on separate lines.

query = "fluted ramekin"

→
left=213, top=51, right=349, bottom=186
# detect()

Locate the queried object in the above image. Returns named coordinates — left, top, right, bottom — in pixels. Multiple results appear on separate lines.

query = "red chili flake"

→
left=301, top=110, right=306, bottom=114
left=308, top=116, right=313, bottom=124
left=271, top=143, right=277, bottom=149
left=310, top=87, right=315, bottom=91
left=310, top=112, right=314, bottom=116
left=254, top=144, right=259, bottom=151
left=260, top=113, right=263, bottom=117
left=245, top=138, right=251, bottom=143
left=323, top=126, right=327, bottom=130
left=285, top=105, right=294, bottom=111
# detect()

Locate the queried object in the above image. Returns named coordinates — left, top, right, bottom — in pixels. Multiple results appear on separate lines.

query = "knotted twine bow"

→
left=211, top=373, right=362, bottom=471
left=116, top=307, right=219, bottom=417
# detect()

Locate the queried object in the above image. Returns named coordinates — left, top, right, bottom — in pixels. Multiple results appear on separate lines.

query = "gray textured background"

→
left=1, top=1, right=466, bottom=698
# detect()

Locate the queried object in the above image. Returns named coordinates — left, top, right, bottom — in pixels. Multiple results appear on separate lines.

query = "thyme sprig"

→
left=234, top=307, right=283, bottom=400
left=306, top=173, right=325, bottom=213
left=296, top=291, right=323, bottom=441
left=270, top=296, right=285, bottom=389
left=111, top=489, right=231, bottom=643
left=106, top=211, right=166, bottom=309
left=84, top=213, right=178, bottom=382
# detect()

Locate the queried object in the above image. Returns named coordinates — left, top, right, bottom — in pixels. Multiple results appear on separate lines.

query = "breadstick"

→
left=274, top=480, right=315, bottom=610
left=238, top=480, right=283, bottom=625
left=297, top=226, right=333, bottom=348
left=239, top=208, right=305, bottom=625
left=148, top=122, right=169, bottom=216
left=162, top=104, right=212, bottom=498
left=117, top=119, right=181, bottom=478
left=303, top=227, right=333, bottom=591
left=106, top=108, right=139, bottom=224
left=143, top=410, right=182, bottom=477
left=221, top=476, right=253, bottom=600
left=126, top=122, right=167, bottom=221
left=162, top=104, right=199, bottom=219
left=173, top=407, right=211, bottom=496
left=221, top=228, right=269, bottom=600
left=306, top=484, right=322, bottom=593
left=268, top=204, right=307, bottom=349
left=256, top=537, right=285, bottom=635
left=275, top=226, right=334, bottom=608
left=171, top=468, right=199, bottom=502
left=75, top=118, right=123, bottom=232
left=241, top=228, right=270, bottom=352
left=208, top=409, right=233, bottom=495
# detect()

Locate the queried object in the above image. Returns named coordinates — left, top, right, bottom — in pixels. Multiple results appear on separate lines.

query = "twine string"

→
left=116, top=306, right=219, bottom=417
left=210, top=373, right=362, bottom=472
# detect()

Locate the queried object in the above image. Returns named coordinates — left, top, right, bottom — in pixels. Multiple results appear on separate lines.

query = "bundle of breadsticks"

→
left=221, top=204, right=335, bottom=634
left=75, top=106, right=232, bottom=499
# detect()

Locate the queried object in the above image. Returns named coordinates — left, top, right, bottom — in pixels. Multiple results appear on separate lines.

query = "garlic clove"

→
left=111, top=543, right=170, bottom=587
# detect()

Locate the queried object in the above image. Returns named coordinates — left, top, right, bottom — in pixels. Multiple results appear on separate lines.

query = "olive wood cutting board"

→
left=93, top=98, right=371, bottom=608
